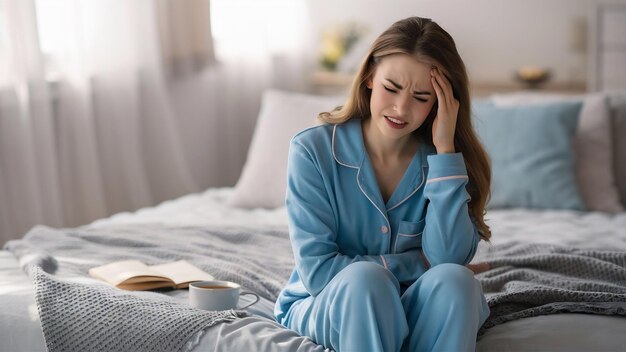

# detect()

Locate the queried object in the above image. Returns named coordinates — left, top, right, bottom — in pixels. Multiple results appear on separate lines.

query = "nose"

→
left=393, top=93, right=411, bottom=116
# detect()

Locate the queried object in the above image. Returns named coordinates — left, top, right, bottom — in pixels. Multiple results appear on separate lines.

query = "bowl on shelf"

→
left=515, top=67, right=551, bottom=88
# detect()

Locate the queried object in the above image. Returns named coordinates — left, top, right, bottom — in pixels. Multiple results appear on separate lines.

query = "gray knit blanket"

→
left=473, top=241, right=626, bottom=335
left=5, top=223, right=626, bottom=350
left=4, top=224, right=294, bottom=352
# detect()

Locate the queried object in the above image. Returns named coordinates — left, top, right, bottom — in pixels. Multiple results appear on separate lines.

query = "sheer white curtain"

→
left=0, top=0, right=211, bottom=244
left=169, top=0, right=310, bottom=186
left=0, top=0, right=310, bottom=244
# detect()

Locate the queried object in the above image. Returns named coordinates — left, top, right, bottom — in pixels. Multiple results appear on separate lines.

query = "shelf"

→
left=310, top=70, right=355, bottom=86
left=470, top=82, right=587, bottom=98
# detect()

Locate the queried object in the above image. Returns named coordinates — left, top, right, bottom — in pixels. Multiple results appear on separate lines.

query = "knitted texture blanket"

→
left=473, top=241, right=626, bottom=335
left=5, top=223, right=626, bottom=349
left=4, top=224, right=294, bottom=352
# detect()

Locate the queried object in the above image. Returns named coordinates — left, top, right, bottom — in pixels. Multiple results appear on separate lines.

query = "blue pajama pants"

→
left=282, top=261, right=490, bottom=352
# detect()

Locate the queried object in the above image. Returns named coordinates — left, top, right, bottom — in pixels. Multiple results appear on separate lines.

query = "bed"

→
left=1, top=89, right=626, bottom=352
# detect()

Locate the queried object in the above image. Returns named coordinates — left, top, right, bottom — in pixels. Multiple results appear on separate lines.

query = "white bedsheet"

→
left=481, top=208, right=626, bottom=249
left=89, top=187, right=290, bottom=229
left=2, top=187, right=625, bottom=352
left=91, top=188, right=626, bottom=250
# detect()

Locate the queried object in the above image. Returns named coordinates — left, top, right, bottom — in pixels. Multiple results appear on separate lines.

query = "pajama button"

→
left=381, top=225, right=389, bottom=234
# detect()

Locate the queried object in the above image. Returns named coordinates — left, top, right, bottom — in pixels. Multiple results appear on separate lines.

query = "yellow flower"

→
left=319, top=23, right=368, bottom=71
left=322, top=32, right=344, bottom=64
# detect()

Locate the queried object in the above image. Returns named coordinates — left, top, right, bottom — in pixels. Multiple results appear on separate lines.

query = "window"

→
left=210, top=0, right=305, bottom=58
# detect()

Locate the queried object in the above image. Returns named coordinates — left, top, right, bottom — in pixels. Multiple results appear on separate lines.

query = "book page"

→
left=117, top=281, right=175, bottom=291
left=150, top=260, right=214, bottom=286
left=89, top=260, right=167, bottom=286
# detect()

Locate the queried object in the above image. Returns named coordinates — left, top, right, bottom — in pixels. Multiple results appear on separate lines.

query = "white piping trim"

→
left=387, top=166, right=427, bottom=212
left=333, top=123, right=390, bottom=250
left=379, top=255, right=388, bottom=269
left=332, top=124, right=358, bottom=169
left=426, top=175, right=468, bottom=184
left=356, top=167, right=391, bottom=233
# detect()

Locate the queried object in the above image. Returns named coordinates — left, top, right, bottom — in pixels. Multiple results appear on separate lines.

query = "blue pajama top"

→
left=274, top=118, right=480, bottom=323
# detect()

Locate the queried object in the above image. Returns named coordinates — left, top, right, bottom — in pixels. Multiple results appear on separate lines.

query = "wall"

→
left=305, top=0, right=625, bottom=85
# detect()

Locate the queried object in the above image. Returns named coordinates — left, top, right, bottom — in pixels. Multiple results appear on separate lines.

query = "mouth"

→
left=384, top=115, right=408, bottom=129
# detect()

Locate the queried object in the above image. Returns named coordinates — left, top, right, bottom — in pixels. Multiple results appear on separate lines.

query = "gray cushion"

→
left=608, top=92, right=626, bottom=207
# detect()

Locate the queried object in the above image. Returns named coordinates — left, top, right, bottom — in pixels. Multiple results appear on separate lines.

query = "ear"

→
left=366, top=78, right=373, bottom=89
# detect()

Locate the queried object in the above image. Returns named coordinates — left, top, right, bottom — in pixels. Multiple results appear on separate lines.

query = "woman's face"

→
left=366, top=53, right=437, bottom=142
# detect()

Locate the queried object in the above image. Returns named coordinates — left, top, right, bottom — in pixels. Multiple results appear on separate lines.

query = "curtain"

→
left=0, top=0, right=214, bottom=244
left=171, top=0, right=310, bottom=185
left=156, top=0, right=216, bottom=78
left=0, top=0, right=309, bottom=245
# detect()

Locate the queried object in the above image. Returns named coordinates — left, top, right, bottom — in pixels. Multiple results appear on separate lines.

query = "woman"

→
left=274, top=16, right=492, bottom=352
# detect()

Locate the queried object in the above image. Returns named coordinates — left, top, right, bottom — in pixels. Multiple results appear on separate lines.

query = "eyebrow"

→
left=386, top=78, right=432, bottom=95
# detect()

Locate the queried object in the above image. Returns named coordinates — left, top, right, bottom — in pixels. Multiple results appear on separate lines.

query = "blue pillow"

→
left=472, top=100, right=585, bottom=210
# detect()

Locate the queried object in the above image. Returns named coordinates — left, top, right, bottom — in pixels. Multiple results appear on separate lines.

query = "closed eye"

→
left=384, top=85, right=427, bottom=102
left=383, top=85, right=396, bottom=93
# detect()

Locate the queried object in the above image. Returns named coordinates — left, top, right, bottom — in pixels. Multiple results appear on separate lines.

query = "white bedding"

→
left=2, top=187, right=625, bottom=352
left=92, top=188, right=626, bottom=250
left=89, top=187, right=290, bottom=229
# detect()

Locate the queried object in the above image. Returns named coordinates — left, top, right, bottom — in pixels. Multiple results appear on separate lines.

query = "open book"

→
left=89, top=260, right=214, bottom=291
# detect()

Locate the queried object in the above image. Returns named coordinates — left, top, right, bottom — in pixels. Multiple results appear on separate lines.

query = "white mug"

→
left=189, top=280, right=260, bottom=311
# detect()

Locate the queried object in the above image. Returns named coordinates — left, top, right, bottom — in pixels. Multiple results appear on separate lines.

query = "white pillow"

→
left=228, top=89, right=345, bottom=209
left=491, top=92, right=624, bottom=213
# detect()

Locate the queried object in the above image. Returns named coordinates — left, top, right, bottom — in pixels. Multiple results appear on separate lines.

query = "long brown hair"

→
left=319, top=17, right=492, bottom=241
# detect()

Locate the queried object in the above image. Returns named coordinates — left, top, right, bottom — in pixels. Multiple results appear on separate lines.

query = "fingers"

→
left=466, top=262, right=491, bottom=274
left=431, top=67, right=453, bottom=106
left=431, top=70, right=444, bottom=104
left=430, top=66, right=459, bottom=153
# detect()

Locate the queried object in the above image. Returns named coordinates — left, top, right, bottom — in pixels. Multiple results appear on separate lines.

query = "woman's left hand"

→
left=430, top=67, right=459, bottom=154
left=466, top=262, right=490, bottom=274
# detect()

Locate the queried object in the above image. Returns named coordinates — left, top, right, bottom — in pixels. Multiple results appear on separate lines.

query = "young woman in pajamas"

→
left=274, top=16, right=492, bottom=352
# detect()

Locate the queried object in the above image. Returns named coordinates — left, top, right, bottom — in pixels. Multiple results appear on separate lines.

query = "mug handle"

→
left=238, top=291, right=260, bottom=309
